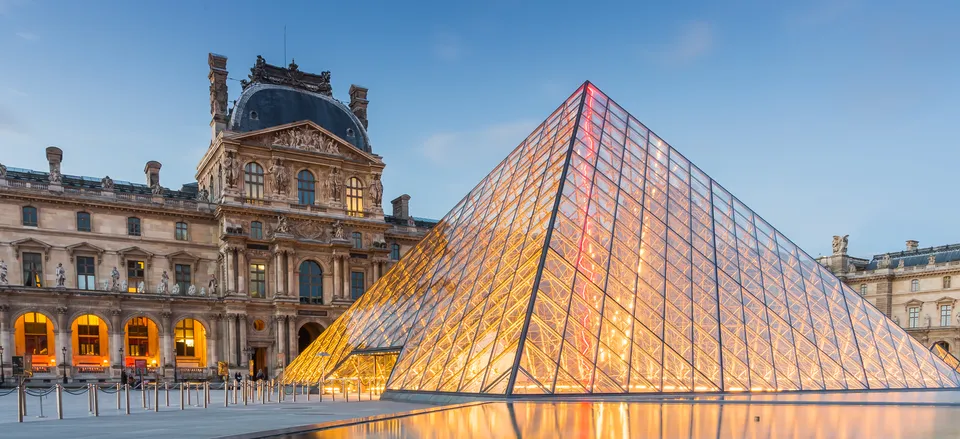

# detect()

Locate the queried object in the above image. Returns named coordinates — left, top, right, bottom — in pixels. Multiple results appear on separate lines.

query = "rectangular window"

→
left=175, top=264, right=191, bottom=293
left=22, top=206, right=38, bottom=227
left=175, top=222, right=188, bottom=241
left=127, top=260, right=145, bottom=292
left=353, top=232, right=362, bottom=249
left=23, top=313, right=48, bottom=355
left=78, top=315, right=101, bottom=356
left=249, top=264, right=266, bottom=298
left=76, top=256, right=96, bottom=290
left=351, top=271, right=365, bottom=299
left=391, top=244, right=401, bottom=261
left=22, top=252, right=42, bottom=287
left=251, top=222, right=263, bottom=240
left=175, top=320, right=195, bottom=357
left=909, top=307, right=919, bottom=328
left=859, top=284, right=867, bottom=295
left=911, top=279, right=920, bottom=292
left=77, top=212, right=91, bottom=232
left=127, top=317, right=150, bottom=357
left=942, top=305, right=953, bottom=327
left=945, top=276, right=952, bottom=289
left=127, top=217, right=141, bottom=236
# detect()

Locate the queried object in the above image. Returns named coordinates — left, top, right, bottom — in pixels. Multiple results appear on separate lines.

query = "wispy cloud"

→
left=420, top=120, right=538, bottom=166
left=15, top=31, right=37, bottom=40
left=642, top=20, right=714, bottom=67
left=431, top=31, right=462, bottom=61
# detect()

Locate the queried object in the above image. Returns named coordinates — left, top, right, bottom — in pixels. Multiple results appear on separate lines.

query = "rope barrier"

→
left=0, top=388, right=19, bottom=397
left=63, top=387, right=91, bottom=396
left=24, top=387, right=57, bottom=397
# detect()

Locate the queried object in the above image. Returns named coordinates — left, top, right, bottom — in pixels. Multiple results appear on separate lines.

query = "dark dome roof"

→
left=230, top=83, right=370, bottom=153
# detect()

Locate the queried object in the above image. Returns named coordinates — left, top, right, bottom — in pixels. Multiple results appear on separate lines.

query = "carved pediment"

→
left=935, top=296, right=957, bottom=307
left=12, top=238, right=52, bottom=261
left=230, top=121, right=381, bottom=165
left=166, top=250, right=201, bottom=270
left=905, top=299, right=924, bottom=311
left=65, top=242, right=106, bottom=265
left=118, top=246, right=155, bottom=268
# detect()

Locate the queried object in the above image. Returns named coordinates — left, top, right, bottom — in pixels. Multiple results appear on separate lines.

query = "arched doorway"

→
left=71, top=314, right=109, bottom=368
left=935, top=340, right=951, bottom=352
left=173, top=318, right=207, bottom=368
left=298, top=322, right=325, bottom=354
left=14, top=312, right=55, bottom=369
left=123, top=317, right=160, bottom=369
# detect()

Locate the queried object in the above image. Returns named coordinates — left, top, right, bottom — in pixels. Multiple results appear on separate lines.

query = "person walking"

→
left=120, top=369, right=128, bottom=386
left=255, top=369, right=265, bottom=381
left=235, top=372, right=242, bottom=383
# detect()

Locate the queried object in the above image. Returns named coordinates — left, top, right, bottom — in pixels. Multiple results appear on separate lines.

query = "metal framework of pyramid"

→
left=286, top=83, right=960, bottom=395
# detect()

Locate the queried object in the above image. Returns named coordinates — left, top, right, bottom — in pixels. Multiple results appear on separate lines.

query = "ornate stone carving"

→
left=223, top=151, right=241, bottom=188
left=319, top=170, right=332, bottom=201
left=897, top=259, right=905, bottom=269
left=878, top=254, right=891, bottom=269
left=171, top=283, right=181, bottom=295
left=210, top=78, right=227, bottom=116
left=208, top=276, right=218, bottom=296
left=275, top=215, right=290, bottom=234
left=831, top=235, right=848, bottom=255
left=55, top=263, right=66, bottom=287
left=0, top=260, right=7, bottom=285
left=110, top=266, right=120, bottom=291
left=372, top=233, right=387, bottom=249
left=196, top=187, right=209, bottom=202
left=158, top=270, right=170, bottom=294
left=137, top=281, right=145, bottom=293
left=292, top=219, right=326, bottom=241
left=240, top=55, right=333, bottom=96
left=187, top=285, right=197, bottom=296
left=929, top=255, right=937, bottom=265
left=49, top=163, right=62, bottom=184
left=268, top=157, right=289, bottom=194
left=370, top=174, right=383, bottom=208
left=332, top=221, right=345, bottom=240
left=270, top=127, right=341, bottom=155
left=0, top=162, right=6, bottom=179
left=199, top=287, right=206, bottom=296
left=330, top=167, right=343, bottom=202
left=151, top=183, right=164, bottom=195
left=101, top=175, right=114, bottom=190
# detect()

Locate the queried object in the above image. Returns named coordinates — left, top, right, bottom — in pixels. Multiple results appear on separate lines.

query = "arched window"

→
left=391, top=243, right=401, bottom=260
left=299, top=261, right=323, bottom=304
left=346, top=177, right=364, bottom=217
left=22, top=206, right=38, bottom=227
left=352, top=232, right=362, bottom=249
left=297, top=170, right=316, bottom=205
left=936, top=340, right=951, bottom=352
left=76, top=212, right=91, bottom=232
left=244, top=163, right=264, bottom=203
left=911, top=279, right=920, bottom=292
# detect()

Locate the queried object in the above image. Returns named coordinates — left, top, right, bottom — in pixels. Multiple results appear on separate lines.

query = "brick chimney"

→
left=392, top=194, right=414, bottom=226
left=45, top=146, right=63, bottom=189
left=349, top=85, right=369, bottom=130
left=208, top=53, right=229, bottom=137
left=144, top=161, right=162, bottom=187
left=906, top=240, right=919, bottom=251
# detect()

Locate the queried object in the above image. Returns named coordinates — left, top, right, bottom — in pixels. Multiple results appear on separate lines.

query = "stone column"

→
left=342, top=256, right=351, bottom=299
left=224, top=249, right=235, bottom=294
left=373, top=260, right=380, bottom=284
left=206, top=314, right=219, bottom=369
left=276, top=316, right=286, bottom=369
left=56, top=307, right=72, bottom=367
left=110, top=309, right=122, bottom=368
left=332, top=254, right=341, bottom=300
left=160, top=311, right=173, bottom=367
left=274, top=251, right=285, bottom=298
left=0, top=305, right=11, bottom=367
left=287, top=317, right=298, bottom=363
left=238, top=251, right=248, bottom=296
left=226, top=314, right=237, bottom=367
left=287, top=252, right=297, bottom=299
left=238, top=315, right=248, bottom=361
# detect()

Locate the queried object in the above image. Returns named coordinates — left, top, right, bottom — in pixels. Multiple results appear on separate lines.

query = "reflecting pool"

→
left=277, top=400, right=960, bottom=439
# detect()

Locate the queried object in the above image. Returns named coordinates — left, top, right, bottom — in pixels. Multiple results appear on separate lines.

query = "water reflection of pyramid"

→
left=286, top=83, right=960, bottom=395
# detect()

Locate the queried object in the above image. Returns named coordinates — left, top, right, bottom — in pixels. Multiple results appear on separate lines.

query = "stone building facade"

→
left=819, top=237, right=960, bottom=359
left=0, top=54, right=435, bottom=383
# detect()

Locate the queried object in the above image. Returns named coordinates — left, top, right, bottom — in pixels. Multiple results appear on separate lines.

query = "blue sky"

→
left=1, top=0, right=958, bottom=258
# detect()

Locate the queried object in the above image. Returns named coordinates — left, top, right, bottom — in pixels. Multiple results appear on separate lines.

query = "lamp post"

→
left=61, top=346, right=67, bottom=384
left=118, top=346, right=124, bottom=384
left=0, top=345, right=5, bottom=385
left=316, top=352, right=329, bottom=401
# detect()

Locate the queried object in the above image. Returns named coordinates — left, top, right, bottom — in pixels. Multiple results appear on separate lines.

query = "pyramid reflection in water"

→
left=285, top=83, right=960, bottom=395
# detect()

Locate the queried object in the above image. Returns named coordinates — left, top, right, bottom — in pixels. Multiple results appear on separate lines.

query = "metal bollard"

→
left=88, top=384, right=93, bottom=413
left=142, top=381, right=147, bottom=409
left=125, top=384, right=131, bottom=415
left=203, top=382, right=208, bottom=409
left=17, top=385, right=23, bottom=423
left=357, top=377, right=361, bottom=402
left=277, top=382, right=281, bottom=404
left=56, top=384, right=64, bottom=420
left=261, top=381, right=266, bottom=405
left=233, top=381, right=238, bottom=405
left=154, top=383, right=159, bottom=412
left=344, top=380, right=348, bottom=402
left=293, top=383, right=297, bottom=402
left=242, top=380, right=248, bottom=406
left=187, top=383, right=192, bottom=406
left=165, top=382, right=170, bottom=407
left=179, top=383, right=184, bottom=410
left=116, top=383, right=121, bottom=410
left=93, top=384, right=99, bottom=417
left=224, top=382, right=229, bottom=407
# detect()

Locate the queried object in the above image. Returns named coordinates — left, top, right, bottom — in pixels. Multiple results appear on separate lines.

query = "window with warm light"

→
left=346, top=177, right=364, bottom=217
left=249, top=264, right=266, bottom=298
left=21, top=206, right=38, bottom=227
left=77, top=315, right=101, bottom=356
left=911, top=279, right=920, bottom=292
left=23, top=312, right=49, bottom=355
left=941, top=305, right=952, bottom=327
left=244, top=163, right=264, bottom=203
left=76, top=256, right=96, bottom=290
left=127, top=260, right=144, bottom=292
left=909, top=307, right=919, bottom=328
left=253, top=319, right=265, bottom=331
left=175, top=319, right=196, bottom=357
left=297, top=170, right=315, bottom=205
left=127, top=317, right=150, bottom=357
left=22, top=252, right=42, bottom=287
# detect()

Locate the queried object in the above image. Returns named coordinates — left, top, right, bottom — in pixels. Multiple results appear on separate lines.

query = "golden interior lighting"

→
left=282, top=82, right=960, bottom=396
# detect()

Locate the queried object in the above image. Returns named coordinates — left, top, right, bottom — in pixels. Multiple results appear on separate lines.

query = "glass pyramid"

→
left=286, top=83, right=960, bottom=395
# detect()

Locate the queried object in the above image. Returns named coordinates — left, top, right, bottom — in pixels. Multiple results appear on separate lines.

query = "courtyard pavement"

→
left=0, top=386, right=432, bottom=438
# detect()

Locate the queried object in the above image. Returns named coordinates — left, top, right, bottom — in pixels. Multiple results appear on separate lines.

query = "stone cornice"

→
left=0, top=225, right=219, bottom=254
left=845, top=264, right=960, bottom=282
left=0, top=188, right=215, bottom=220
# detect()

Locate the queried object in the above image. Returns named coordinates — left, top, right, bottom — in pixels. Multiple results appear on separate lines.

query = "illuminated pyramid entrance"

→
left=286, top=83, right=960, bottom=395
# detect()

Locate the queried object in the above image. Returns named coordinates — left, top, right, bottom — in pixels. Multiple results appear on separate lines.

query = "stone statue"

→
left=223, top=151, right=239, bottom=188
left=55, top=263, right=66, bottom=287
left=0, top=162, right=6, bottom=179
left=831, top=235, right=848, bottom=255
left=171, top=283, right=180, bottom=295
left=323, top=136, right=340, bottom=154
left=137, top=281, right=145, bottom=293
left=269, top=157, right=288, bottom=194
left=49, top=163, right=62, bottom=184
left=158, top=270, right=170, bottom=294
left=878, top=254, right=891, bottom=269
left=0, top=260, right=7, bottom=285
left=101, top=175, right=114, bottom=190
left=330, top=168, right=343, bottom=201
left=199, top=287, right=207, bottom=296
left=110, top=266, right=120, bottom=291
left=897, top=259, right=905, bottom=269
left=276, top=215, right=290, bottom=234
left=332, top=221, right=345, bottom=240
left=208, top=276, right=218, bottom=296
left=196, top=187, right=209, bottom=202
left=929, top=255, right=937, bottom=265
left=120, top=280, right=127, bottom=292
left=101, top=280, right=110, bottom=291
left=187, top=285, right=197, bottom=296
left=925, top=314, right=932, bottom=328
left=370, top=174, right=383, bottom=207
left=893, top=316, right=900, bottom=325
left=320, top=172, right=332, bottom=201
left=151, top=183, right=164, bottom=195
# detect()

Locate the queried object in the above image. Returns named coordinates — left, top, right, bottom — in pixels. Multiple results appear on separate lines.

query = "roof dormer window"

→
left=249, top=110, right=259, bottom=120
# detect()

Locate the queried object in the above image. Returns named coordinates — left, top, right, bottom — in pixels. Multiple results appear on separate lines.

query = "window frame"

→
left=76, top=211, right=92, bottom=232
left=127, top=260, right=145, bottom=292
left=945, top=276, right=952, bottom=289
left=77, top=315, right=101, bottom=356
left=175, top=319, right=196, bottom=357
left=22, top=206, right=38, bottom=227
left=352, top=232, right=363, bottom=249
left=859, top=284, right=867, bottom=295
left=244, top=162, right=265, bottom=203
left=346, top=177, right=364, bottom=217
left=249, top=263, right=266, bottom=298
left=297, top=170, right=316, bottom=205
left=22, top=252, right=43, bottom=287
left=298, top=260, right=323, bottom=305
left=23, top=312, right=49, bottom=355
left=127, top=217, right=142, bottom=236
left=908, top=306, right=919, bottom=328
left=174, top=221, right=189, bottom=241
left=250, top=221, right=263, bottom=240
left=350, top=271, right=365, bottom=299
left=941, top=304, right=953, bottom=327
left=391, top=243, right=401, bottom=261
left=127, top=317, right=150, bottom=357
left=174, top=263, right=191, bottom=293
left=910, top=279, right=919, bottom=292
left=76, top=255, right=96, bottom=290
